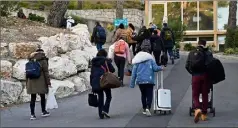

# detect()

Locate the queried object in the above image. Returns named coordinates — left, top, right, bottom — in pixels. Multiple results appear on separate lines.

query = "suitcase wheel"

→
left=163, top=111, right=167, bottom=115
left=169, top=110, right=172, bottom=114
left=154, top=110, right=157, bottom=114
left=189, top=107, right=192, bottom=116
left=212, top=108, right=216, bottom=117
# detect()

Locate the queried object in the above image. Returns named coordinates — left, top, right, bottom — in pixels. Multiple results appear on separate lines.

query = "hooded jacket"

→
left=90, top=56, right=115, bottom=91
left=150, top=34, right=165, bottom=52
left=91, top=25, right=106, bottom=44
left=130, top=52, right=162, bottom=88
left=26, top=51, right=50, bottom=94
left=160, top=26, right=175, bottom=48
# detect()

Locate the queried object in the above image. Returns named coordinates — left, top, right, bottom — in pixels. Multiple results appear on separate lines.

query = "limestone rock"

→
left=0, top=60, right=13, bottom=79
left=78, top=72, right=91, bottom=89
left=41, top=35, right=59, bottom=58
left=51, top=79, right=75, bottom=98
left=0, top=43, right=8, bottom=58
left=48, top=56, right=77, bottom=80
left=67, top=76, right=87, bottom=92
left=9, top=42, right=38, bottom=59
left=19, top=88, right=40, bottom=103
left=67, top=50, right=88, bottom=71
left=0, top=80, right=23, bottom=105
left=12, top=59, right=28, bottom=80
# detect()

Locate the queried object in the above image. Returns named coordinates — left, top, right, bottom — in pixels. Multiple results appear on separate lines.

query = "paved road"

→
left=1, top=56, right=238, bottom=127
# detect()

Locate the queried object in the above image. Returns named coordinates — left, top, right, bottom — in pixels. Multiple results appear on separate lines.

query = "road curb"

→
left=180, top=51, right=238, bottom=60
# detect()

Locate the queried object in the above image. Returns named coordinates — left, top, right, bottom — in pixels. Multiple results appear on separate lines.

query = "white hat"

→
left=68, top=16, right=72, bottom=19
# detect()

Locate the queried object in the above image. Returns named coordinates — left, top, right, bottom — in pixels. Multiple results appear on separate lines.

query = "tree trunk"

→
left=47, top=1, right=69, bottom=27
left=77, top=1, right=83, bottom=9
left=228, top=1, right=237, bottom=29
left=116, top=1, right=124, bottom=19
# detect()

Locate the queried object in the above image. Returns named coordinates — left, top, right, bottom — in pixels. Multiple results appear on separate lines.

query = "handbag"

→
left=100, top=61, right=121, bottom=89
left=88, top=92, right=98, bottom=107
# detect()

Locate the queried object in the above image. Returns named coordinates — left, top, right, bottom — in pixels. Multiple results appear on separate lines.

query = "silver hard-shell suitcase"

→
left=153, top=71, right=172, bottom=114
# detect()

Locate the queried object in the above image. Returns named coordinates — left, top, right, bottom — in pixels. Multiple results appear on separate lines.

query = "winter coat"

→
left=126, top=27, right=136, bottom=44
left=150, top=34, right=165, bottom=52
left=113, top=28, right=127, bottom=42
left=90, top=56, right=115, bottom=91
left=130, top=52, right=162, bottom=88
left=91, top=25, right=106, bottom=44
left=26, top=52, right=51, bottom=94
left=160, top=27, right=175, bottom=48
left=132, top=29, right=152, bottom=53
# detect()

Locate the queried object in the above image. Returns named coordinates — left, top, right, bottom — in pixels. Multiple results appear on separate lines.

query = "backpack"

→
left=140, top=39, right=151, bottom=52
left=164, top=30, right=172, bottom=41
left=25, top=60, right=41, bottom=79
left=114, top=40, right=126, bottom=54
left=153, top=38, right=162, bottom=51
left=207, top=58, right=225, bottom=84
left=188, top=48, right=206, bottom=72
left=96, top=26, right=106, bottom=40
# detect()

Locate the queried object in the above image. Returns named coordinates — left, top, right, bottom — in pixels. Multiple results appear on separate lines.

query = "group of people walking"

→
left=24, top=21, right=225, bottom=124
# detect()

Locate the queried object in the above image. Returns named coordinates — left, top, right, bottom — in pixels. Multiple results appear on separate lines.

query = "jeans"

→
left=153, top=51, right=162, bottom=66
left=192, top=73, right=210, bottom=114
left=114, top=55, right=126, bottom=82
left=30, top=94, right=46, bottom=115
left=164, top=48, right=174, bottom=60
left=129, top=43, right=136, bottom=56
left=96, top=43, right=103, bottom=51
left=96, top=89, right=112, bottom=118
left=139, top=84, right=154, bottom=110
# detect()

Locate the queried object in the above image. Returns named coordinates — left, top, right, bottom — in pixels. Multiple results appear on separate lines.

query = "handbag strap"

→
left=100, top=61, right=110, bottom=73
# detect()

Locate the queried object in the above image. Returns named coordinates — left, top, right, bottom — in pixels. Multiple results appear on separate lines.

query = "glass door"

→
left=149, top=1, right=166, bottom=29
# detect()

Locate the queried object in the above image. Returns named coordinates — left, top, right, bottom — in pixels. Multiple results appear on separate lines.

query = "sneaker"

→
left=30, top=115, right=36, bottom=120
left=142, top=109, right=146, bottom=115
left=145, top=109, right=151, bottom=117
left=42, top=111, right=50, bottom=117
left=201, top=114, right=207, bottom=121
left=102, top=111, right=110, bottom=118
left=194, top=109, right=202, bottom=123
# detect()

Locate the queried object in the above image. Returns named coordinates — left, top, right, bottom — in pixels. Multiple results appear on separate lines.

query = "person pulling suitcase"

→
left=130, top=48, right=163, bottom=117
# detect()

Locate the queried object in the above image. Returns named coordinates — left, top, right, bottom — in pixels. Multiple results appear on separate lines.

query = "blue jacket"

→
left=130, top=52, right=162, bottom=88
left=90, top=56, right=115, bottom=91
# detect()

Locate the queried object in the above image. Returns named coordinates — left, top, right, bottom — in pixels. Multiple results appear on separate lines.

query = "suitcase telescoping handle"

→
left=156, top=71, right=163, bottom=89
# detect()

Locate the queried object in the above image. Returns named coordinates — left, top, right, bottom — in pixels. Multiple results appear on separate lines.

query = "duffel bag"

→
left=207, top=58, right=225, bottom=84
left=100, top=62, right=121, bottom=89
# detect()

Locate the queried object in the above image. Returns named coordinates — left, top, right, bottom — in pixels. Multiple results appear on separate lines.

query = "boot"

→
left=201, top=114, right=207, bottom=121
left=194, top=109, right=202, bottom=123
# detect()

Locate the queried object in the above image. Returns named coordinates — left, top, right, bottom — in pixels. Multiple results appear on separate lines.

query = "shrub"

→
left=106, top=23, right=114, bottom=32
left=28, top=13, right=45, bottom=23
left=184, top=43, right=196, bottom=51
left=225, top=27, right=238, bottom=48
left=18, top=2, right=29, bottom=8
left=0, top=1, right=20, bottom=17
left=224, top=48, right=235, bottom=55
left=70, top=15, right=87, bottom=24
left=68, top=1, right=77, bottom=10
left=175, top=42, right=180, bottom=49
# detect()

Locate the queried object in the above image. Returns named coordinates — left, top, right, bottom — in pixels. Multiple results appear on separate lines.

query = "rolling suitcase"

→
left=153, top=71, right=172, bottom=114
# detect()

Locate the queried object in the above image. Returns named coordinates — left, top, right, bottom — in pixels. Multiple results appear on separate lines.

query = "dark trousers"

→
left=164, top=47, right=174, bottom=60
left=192, top=74, right=209, bottom=114
left=97, top=89, right=112, bottom=118
left=96, top=43, right=103, bottom=51
left=114, top=55, right=126, bottom=82
left=139, top=84, right=154, bottom=110
left=129, top=43, right=136, bottom=56
left=30, top=94, right=46, bottom=115
left=153, top=51, right=162, bottom=66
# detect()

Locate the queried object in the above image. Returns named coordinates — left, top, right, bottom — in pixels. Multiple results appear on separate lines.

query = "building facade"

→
left=144, top=1, right=238, bottom=50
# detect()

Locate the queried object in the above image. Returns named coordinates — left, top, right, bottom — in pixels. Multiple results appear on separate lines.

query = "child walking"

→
left=130, top=48, right=163, bottom=116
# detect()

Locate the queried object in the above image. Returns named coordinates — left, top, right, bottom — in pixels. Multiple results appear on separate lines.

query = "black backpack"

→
left=207, top=58, right=225, bottom=84
left=153, top=38, right=163, bottom=51
left=188, top=48, right=206, bottom=72
left=96, top=26, right=106, bottom=41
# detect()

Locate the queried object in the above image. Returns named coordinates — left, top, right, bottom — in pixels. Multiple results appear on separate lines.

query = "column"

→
left=213, top=0, right=218, bottom=51
left=144, top=0, right=149, bottom=27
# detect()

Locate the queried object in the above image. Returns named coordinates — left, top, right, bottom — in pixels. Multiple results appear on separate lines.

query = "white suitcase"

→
left=153, top=71, right=172, bottom=114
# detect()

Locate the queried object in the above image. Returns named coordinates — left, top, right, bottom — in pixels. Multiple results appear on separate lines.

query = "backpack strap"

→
left=100, top=61, right=110, bottom=73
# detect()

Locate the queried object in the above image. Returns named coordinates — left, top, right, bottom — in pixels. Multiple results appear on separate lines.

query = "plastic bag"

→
left=46, top=88, right=58, bottom=110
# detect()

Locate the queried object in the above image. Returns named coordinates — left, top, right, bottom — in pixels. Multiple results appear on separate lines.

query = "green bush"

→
left=68, top=1, right=77, bottom=10
left=184, top=43, right=196, bottom=51
left=175, top=42, right=180, bottom=49
left=106, top=23, right=114, bottom=32
left=225, top=27, right=238, bottom=48
left=28, top=13, right=45, bottom=23
left=0, top=1, right=20, bottom=17
left=18, top=2, right=29, bottom=8
left=70, top=15, right=87, bottom=24
left=224, top=48, right=238, bottom=55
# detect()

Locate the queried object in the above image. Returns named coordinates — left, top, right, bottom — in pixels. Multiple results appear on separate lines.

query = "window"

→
left=183, top=37, right=197, bottom=41
left=183, top=2, right=197, bottom=30
left=152, top=4, right=164, bottom=28
left=199, top=1, right=213, bottom=30
left=218, top=36, right=226, bottom=44
left=199, top=36, right=214, bottom=41
left=217, top=1, right=229, bottom=30
left=168, top=2, right=181, bottom=22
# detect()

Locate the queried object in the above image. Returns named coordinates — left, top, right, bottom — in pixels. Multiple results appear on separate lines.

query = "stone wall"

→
left=0, top=24, right=97, bottom=107
left=13, top=8, right=144, bottom=28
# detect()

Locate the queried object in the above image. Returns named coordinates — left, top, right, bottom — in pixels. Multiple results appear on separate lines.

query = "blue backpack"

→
left=25, top=60, right=41, bottom=79
left=96, top=26, right=106, bottom=40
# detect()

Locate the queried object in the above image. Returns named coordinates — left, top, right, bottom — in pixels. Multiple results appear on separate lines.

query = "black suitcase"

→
left=161, top=54, right=168, bottom=66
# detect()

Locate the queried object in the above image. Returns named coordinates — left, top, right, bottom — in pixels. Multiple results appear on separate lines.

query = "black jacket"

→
left=185, top=46, right=213, bottom=75
left=132, top=29, right=151, bottom=52
left=91, top=25, right=105, bottom=44
left=90, top=56, right=115, bottom=91
left=160, top=27, right=175, bottom=48
left=150, top=34, right=164, bottom=52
